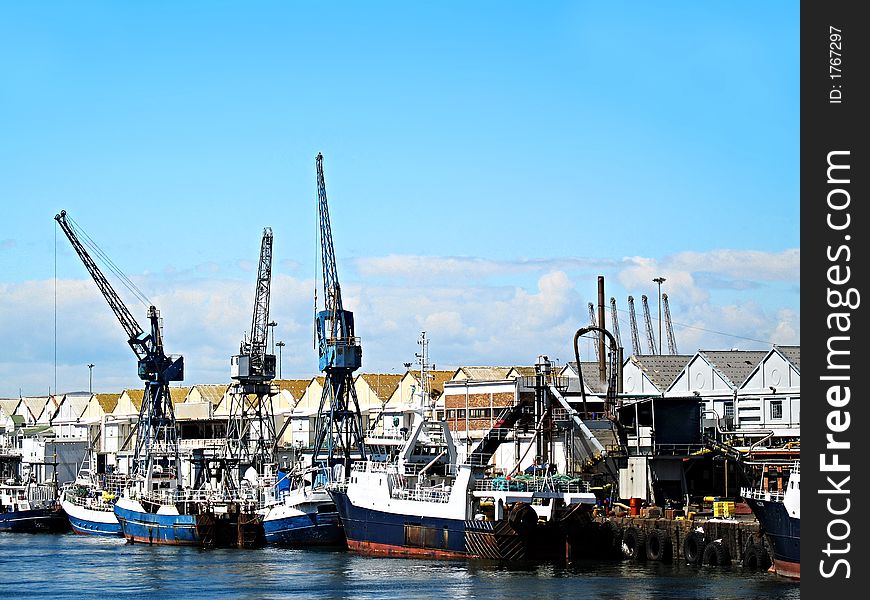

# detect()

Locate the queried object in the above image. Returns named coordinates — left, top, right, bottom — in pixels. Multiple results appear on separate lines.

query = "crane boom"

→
left=312, top=153, right=366, bottom=476
left=663, top=293, right=678, bottom=355
left=641, top=294, right=657, bottom=355
left=609, top=297, right=623, bottom=349
left=54, top=211, right=147, bottom=359
left=627, top=296, right=642, bottom=356
left=586, top=302, right=600, bottom=362
left=232, top=227, right=276, bottom=381
left=54, top=210, right=183, bottom=482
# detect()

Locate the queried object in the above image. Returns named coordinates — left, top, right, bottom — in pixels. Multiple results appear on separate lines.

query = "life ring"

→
left=622, top=526, right=647, bottom=561
left=683, top=531, right=706, bottom=565
left=646, top=528, right=672, bottom=562
left=702, top=540, right=732, bottom=566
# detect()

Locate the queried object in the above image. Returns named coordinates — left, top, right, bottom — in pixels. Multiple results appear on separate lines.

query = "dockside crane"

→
left=663, top=293, right=678, bottom=355
left=311, top=153, right=366, bottom=479
left=54, top=210, right=184, bottom=484
left=627, top=296, right=642, bottom=357
left=226, top=227, right=277, bottom=483
left=609, top=297, right=623, bottom=350
left=586, top=303, right=600, bottom=362
left=641, top=294, right=658, bottom=355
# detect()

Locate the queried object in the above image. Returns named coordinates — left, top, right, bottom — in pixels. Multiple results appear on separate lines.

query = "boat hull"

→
left=114, top=499, right=199, bottom=546
left=0, top=507, right=70, bottom=533
left=745, top=496, right=800, bottom=579
left=263, top=510, right=343, bottom=546
left=331, top=490, right=467, bottom=558
left=61, top=499, right=122, bottom=537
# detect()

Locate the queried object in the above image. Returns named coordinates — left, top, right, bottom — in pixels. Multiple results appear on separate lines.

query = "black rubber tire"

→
left=743, top=542, right=771, bottom=570
left=683, top=531, right=706, bottom=565
left=702, top=540, right=732, bottom=566
left=609, top=523, right=624, bottom=559
left=622, top=526, right=647, bottom=561
left=646, top=528, right=673, bottom=562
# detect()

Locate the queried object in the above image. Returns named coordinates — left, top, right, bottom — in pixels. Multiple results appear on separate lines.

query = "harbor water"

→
left=1, top=533, right=799, bottom=599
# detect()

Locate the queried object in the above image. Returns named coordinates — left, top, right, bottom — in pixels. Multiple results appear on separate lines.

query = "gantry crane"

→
left=54, top=211, right=184, bottom=484
left=662, top=293, right=678, bottom=355
left=226, top=227, right=277, bottom=484
left=627, top=296, right=642, bottom=356
left=641, top=294, right=658, bottom=355
left=311, top=153, right=366, bottom=479
left=609, top=297, right=623, bottom=350
left=586, top=302, right=600, bottom=362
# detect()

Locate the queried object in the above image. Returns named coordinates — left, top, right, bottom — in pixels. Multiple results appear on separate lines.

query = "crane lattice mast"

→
left=641, top=294, right=658, bottom=355
left=227, top=227, right=277, bottom=482
left=627, top=296, right=642, bottom=356
left=586, top=302, right=600, bottom=362
left=311, top=153, right=366, bottom=479
left=54, top=210, right=184, bottom=483
left=663, top=293, right=678, bottom=355
left=609, top=297, right=623, bottom=350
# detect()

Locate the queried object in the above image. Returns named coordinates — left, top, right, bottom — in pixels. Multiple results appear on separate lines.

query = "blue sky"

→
left=0, top=2, right=799, bottom=396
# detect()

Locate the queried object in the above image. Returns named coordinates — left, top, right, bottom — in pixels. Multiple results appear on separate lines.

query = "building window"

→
left=724, top=402, right=734, bottom=419
left=770, top=400, right=783, bottom=420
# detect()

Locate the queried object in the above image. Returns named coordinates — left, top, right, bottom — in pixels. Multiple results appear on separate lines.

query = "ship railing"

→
left=351, top=461, right=396, bottom=475
left=474, top=478, right=592, bottom=494
left=26, top=482, right=57, bottom=503
left=62, top=490, right=116, bottom=512
left=391, top=486, right=451, bottom=503
left=741, top=487, right=785, bottom=502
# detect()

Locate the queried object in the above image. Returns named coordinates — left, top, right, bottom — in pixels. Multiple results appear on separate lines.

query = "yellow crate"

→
left=713, top=501, right=735, bottom=517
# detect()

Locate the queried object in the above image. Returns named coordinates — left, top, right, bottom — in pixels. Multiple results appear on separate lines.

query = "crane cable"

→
left=66, top=214, right=151, bottom=309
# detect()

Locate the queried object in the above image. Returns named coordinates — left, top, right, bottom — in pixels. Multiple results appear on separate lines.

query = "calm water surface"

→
left=1, top=533, right=799, bottom=599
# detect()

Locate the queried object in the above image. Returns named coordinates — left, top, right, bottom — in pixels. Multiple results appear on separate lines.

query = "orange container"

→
left=629, top=497, right=641, bottom=516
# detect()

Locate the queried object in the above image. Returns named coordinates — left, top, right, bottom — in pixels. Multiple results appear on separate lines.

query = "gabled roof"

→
left=358, top=373, right=403, bottom=400
left=168, top=387, right=191, bottom=404
left=699, top=350, right=769, bottom=388
left=55, top=394, right=91, bottom=421
left=408, top=370, right=454, bottom=398
left=191, top=384, right=229, bottom=406
left=123, top=389, right=145, bottom=412
left=94, top=393, right=119, bottom=414
left=20, top=397, right=47, bottom=421
left=453, top=366, right=514, bottom=381
left=775, top=345, right=800, bottom=371
left=0, top=399, right=21, bottom=418
left=565, top=362, right=609, bottom=394
left=272, top=379, right=311, bottom=399
left=629, top=354, right=694, bottom=392
left=510, top=366, right=537, bottom=377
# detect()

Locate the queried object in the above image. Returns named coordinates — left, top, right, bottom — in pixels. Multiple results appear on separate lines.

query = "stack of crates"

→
left=713, top=499, right=736, bottom=517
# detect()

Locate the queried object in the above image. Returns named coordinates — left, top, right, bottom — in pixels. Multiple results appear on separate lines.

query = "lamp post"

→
left=653, top=277, right=666, bottom=355
left=267, top=321, right=278, bottom=355
left=276, top=341, right=285, bottom=379
left=87, top=363, right=95, bottom=394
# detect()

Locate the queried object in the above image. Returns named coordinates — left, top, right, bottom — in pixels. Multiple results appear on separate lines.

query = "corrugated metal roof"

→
left=775, top=345, right=800, bottom=370
left=630, top=355, right=694, bottom=392
left=95, top=394, right=119, bottom=414
left=55, top=394, right=91, bottom=421
left=358, top=373, right=403, bottom=400
left=511, top=366, right=537, bottom=377
left=124, top=389, right=145, bottom=411
left=21, top=396, right=47, bottom=421
left=272, top=379, right=310, bottom=399
left=699, top=350, right=768, bottom=388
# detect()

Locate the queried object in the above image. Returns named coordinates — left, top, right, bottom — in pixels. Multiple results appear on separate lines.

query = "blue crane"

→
left=311, top=153, right=366, bottom=478
left=54, top=210, right=184, bottom=482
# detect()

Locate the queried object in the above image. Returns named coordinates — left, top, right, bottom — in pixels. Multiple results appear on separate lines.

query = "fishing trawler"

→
left=742, top=461, right=800, bottom=579
left=60, top=468, right=126, bottom=536
left=1, top=450, right=68, bottom=533
left=260, top=467, right=343, bottom=546
left=329, top=352, right=599, bottom=560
